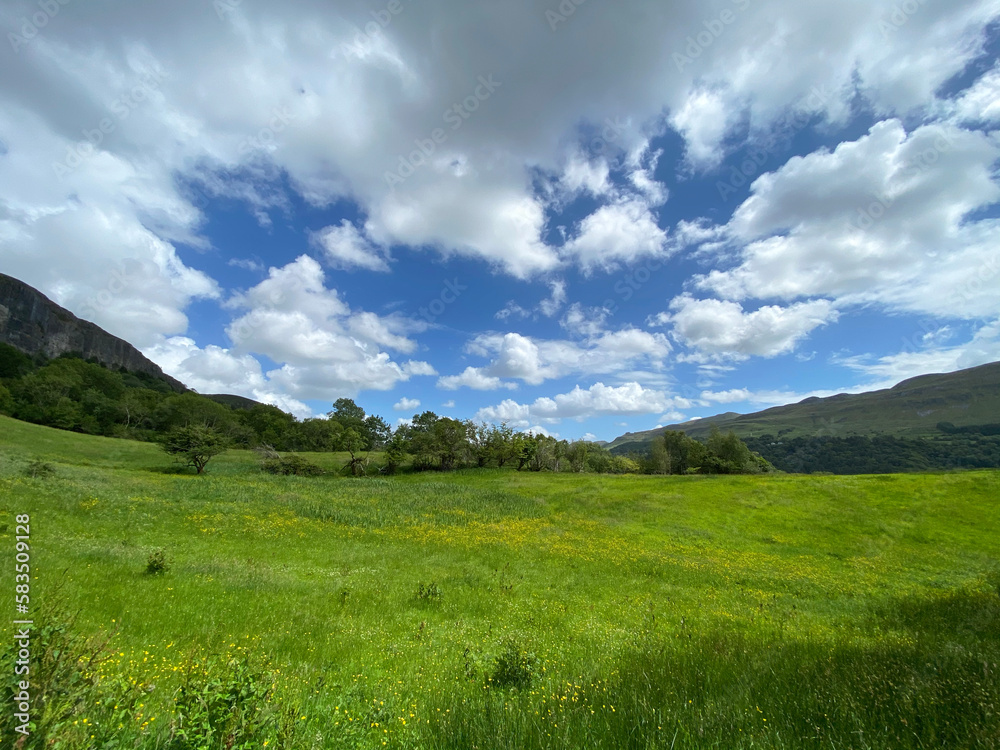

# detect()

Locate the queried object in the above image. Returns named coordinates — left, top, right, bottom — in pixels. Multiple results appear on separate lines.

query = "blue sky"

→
left=2, top=0, right=999, bottom=441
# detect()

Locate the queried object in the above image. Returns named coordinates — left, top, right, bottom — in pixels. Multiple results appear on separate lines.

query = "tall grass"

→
left=0, top=415, right=997, bottom=748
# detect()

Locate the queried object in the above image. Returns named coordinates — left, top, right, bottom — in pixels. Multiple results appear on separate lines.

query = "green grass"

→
left=0, top=415, right=998, bottom=748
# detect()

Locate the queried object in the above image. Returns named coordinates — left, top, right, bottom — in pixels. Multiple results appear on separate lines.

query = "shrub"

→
left=146, top=548, right=171, bottom=575
left=24, top=458, right=56, bottom=479
left=260, top=454, right=325, bottom=476
left=416, top=582, right=442, bottom=601
left=488, top=639, right=536, bottom=689
left=165, top=657, right=299, bottom=749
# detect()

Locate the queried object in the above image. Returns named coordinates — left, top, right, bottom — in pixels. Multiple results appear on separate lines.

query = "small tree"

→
left=382, top=431, right=407, bottom=475
left=161, top=425, right=229, bottom=474
left=340, top=427, right=369, bottom=477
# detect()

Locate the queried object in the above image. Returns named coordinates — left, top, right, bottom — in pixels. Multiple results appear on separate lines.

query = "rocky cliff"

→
left=0, top=273, right=186, bottom=391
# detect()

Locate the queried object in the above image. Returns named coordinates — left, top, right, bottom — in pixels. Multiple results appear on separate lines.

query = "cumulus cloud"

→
left=560, top=198, right=669, bottom=272
left=475, top=382, right=688, bottom=426
left=665, top=295, right=838, bottom=361
left=448, top=327, right=671, bottom=389
left=950, top=65, right=1000, bottom=123
left=437, top=367, right=517, bottom=391
left=394, top=397, right=421, bottom=411
left=311, top=220, right=390, bottom=272
left=145, top=336, right=312, bottom=418
left=696, top=120, right=1000, bottom=319
left=671, top=88, right=735, bottom=169
left=216, top=255, right=433, bottom=400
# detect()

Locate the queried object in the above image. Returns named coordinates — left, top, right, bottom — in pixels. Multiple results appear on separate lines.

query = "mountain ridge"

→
left=0, top=272, right=187, bottom=392
left=608, top=361, right=1000, bottom=452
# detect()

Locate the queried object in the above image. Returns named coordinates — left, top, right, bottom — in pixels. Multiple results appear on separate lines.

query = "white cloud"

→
left=561, top=198, right=668, bottom=272
left=394, top=397, right=421, bottom=411
left=950, top=65, right=1000, bottom=123
left=671, top=88, right=735, bottom=168
left=538, top=280, right=568, bottom=318
left=454, top=327, right=672, bottom=388
left=437, top=366, right=517, bottom=392
left=700, top=388, right=752, bottom=404
left=220, top=256, right=433, bottom=399
left=697, top=120, right=1000, bottom=320
left=836, top=318, right=1000, bottom=386
left=144, top=336, right=312, bottom=418
left=666, top=295, right=838, bottom=361
left=560, top=152, right=612, bottom=197
left=475, top=382, right=687, bottom=426
left=0, top=0, right=994, bottom=306
left=311, top=220, right=390, bottom=272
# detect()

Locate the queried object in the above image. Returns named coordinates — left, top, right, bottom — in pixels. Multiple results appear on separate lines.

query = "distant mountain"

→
left=608, top=361, right=1000, bottom=452
left=0, top=273, right=185, bottom=392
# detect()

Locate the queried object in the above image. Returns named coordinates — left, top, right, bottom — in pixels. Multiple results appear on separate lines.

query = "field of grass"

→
left=0, top=414, right=998, bottom=749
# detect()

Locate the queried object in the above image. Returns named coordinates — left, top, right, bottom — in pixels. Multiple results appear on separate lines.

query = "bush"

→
left=416, top=582, right=442, bottom=601
left=260, top=454, right=325, bottom=476
left=165, top=656, right=299, bottom=749
left=146, top=548, right=171, bottom=575
left=23, top=458, right=55, bottom=479
left=488, top=639, right=536, bottom=689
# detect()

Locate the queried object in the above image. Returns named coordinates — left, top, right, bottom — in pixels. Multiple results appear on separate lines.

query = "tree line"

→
left=0, top=344, right=774, bottom=476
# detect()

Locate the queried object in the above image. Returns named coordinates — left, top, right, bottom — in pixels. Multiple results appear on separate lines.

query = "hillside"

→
left=0, top=272, right=185, bottom=391
left=609, top=361, right=1000, bottom=452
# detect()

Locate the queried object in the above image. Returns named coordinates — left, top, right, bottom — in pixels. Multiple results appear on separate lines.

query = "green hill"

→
left=609, top=361, right=1000, bottom=452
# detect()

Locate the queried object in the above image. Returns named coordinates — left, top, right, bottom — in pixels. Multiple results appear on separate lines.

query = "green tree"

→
left=295, top=417, right=342, bottom=452
left=488, top=423, right=518, bottom=468
left=566, top=441, right=590, bottom=472
left=154, top=392, right=236, bottom=433
left=648, top=438, right=670, bottom=474
left=363, top=414, right=392, bottom=450
left=161, top=425, right=230, bottom=474
left=466, top=421, right=492, bottom=468
left=382, top=430, right=408, bottom=475
left=704, top=427, right=754, bottom=474
left=432, top=418, right=469, bottom=471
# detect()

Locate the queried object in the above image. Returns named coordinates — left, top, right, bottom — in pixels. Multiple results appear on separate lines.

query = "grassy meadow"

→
left=0, top=414, right=998, bottom=748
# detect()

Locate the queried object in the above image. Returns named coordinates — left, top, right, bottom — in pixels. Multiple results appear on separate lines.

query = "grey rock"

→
left=0, top=273, right=186, bottom=392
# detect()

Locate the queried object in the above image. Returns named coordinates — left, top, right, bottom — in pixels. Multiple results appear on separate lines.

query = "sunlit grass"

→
left=0, top=415, right=997, bottom=748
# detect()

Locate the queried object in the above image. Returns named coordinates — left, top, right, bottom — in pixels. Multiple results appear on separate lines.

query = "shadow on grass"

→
left=422, top=586, right=1000, bottom=750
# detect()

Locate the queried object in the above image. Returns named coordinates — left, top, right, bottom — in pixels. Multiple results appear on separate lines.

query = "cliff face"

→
left=0, top=273, right=186, bottom=392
